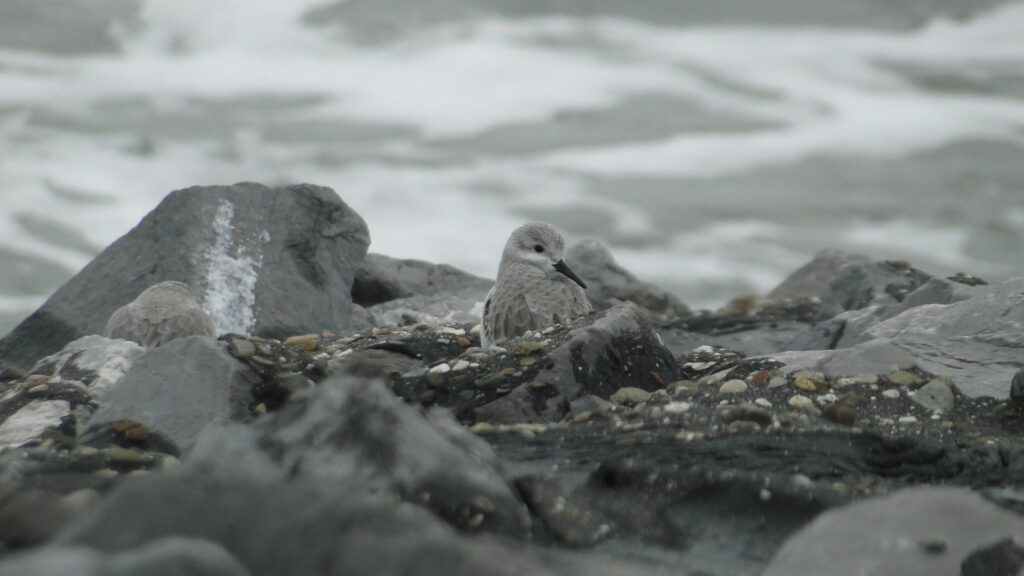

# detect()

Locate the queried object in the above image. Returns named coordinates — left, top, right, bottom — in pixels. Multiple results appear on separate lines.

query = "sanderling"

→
left=480, top=223, right=592, bottom=347
left=104, top=281, right=216, bottom=347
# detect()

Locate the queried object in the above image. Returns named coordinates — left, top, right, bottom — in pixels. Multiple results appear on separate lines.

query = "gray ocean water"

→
left=1, top=0, right=1022, bottom=337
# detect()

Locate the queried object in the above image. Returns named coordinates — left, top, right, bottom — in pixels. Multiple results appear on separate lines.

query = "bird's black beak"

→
left=554, top=259, right=588, bottom=289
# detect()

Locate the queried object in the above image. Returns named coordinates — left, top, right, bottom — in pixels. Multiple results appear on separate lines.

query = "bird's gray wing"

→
left=145, top=308, right=216, bottom=347
left=489, top=291, right=541, bottom=343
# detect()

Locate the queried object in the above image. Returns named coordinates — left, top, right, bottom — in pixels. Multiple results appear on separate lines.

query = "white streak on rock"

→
left=202, top=200, right=262, bottom=335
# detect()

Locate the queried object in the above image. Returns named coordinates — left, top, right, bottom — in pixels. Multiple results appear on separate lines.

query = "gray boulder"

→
left=351, top=253, right=493, bottom=329
left=815, top=258, right=931, bottom=321
left=565, top=239, right=690, bottom=324
left=352, top=253, right=492, bottom=307
left=473, top=303, right=677, bottom=423
left=82, top=336, right=259, bottom=452
left=788, top=276, right=989, bottom=351
left=0, top=182, right=370, bottom=371
left=763, top=487, right=1024, bottom=576
left=0, top=538, right=251, bottom=576
left=767, top=249, right=872, bottom=302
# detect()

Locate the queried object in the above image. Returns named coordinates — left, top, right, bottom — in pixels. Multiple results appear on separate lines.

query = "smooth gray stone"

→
left=0, top=182, right=369, bottom=371
left=84, top=336, right=258, bottom=452
left=764, top=487, right=1024, bottom=576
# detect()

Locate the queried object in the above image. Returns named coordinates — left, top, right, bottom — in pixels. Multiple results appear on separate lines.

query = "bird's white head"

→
left=500, top=222, right=587, bottom=288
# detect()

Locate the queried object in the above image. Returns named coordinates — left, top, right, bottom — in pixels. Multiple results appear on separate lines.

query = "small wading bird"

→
left=480, top=222, right=592, bottom=347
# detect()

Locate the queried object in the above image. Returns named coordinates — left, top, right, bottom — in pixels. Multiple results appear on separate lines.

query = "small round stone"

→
left=793, top=377, right=819, bottom=392
left=610, top=387, right=652, bottom=406
left=882, top=389, right=901, bottom=399
left=719, top=379, right=748, bottom=394
left=428, top=363, right=452, bottom=375
left=452, top=360, right=471, bottom=372
left=788, top=395, right=815, bottom=411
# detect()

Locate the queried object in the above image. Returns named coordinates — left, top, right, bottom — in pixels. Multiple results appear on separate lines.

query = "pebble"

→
left=474, top=374, right=506, bottom=390
left=755, top=398, right=773, bottom=408
left=822, top=404, right=855, bottom=426
left=685, top=361, right=716, bottom=371
left=438, top=327, right=466, bottom=336
left=519, top=357, right=536, bottom=367
left=228, top=339, right=256, bottom=358
left=428, top=363, right=451, bottom=375
left=898, top=415, right=919, bottom=424
left=888, top=370, right=923, bottom=386
left=456, top=337, right=472, bottom=347
left=23, top=374, right=49, bottom=389
left=511, top=341, right=547, bottom=356
left=749, top=370, right=771, bottom=385
left=853, top=374, right=879, bottom=385
left=815, top=393, right=838, bottom=406
left=451, top=360, right=471, bottom=372
left=882, top=389, right=901, bottom=399
left=729, top=420, right=762, bottom=434
left=911, top=380, right=955, bottom=415
left=610, top=387, right=651, bottom=406
left=668, top=380, right=699, bottom=398
left=282, top=334, right=319, bottom=351
left=768, top=377, right=788, bottom=388
left=663, top=401, right=691, bottom=413
left=787, top=395, right=815, bottom=412
left=793, top=377, right=819, bottom=392
left=26, top=384, right=51, bottom=396
left=719, top=380, right=748, bottom=394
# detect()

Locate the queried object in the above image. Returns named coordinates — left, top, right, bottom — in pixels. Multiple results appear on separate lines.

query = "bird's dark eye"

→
left=534, top=244, right=545, bottom=253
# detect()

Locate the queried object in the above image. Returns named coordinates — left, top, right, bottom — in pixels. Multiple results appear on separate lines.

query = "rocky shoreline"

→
left=0, top=183, right=1022, bottom=576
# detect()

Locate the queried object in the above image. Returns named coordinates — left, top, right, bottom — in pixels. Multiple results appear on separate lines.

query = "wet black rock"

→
left=81, top=336, right=259, bottom=452
left=961, top=538, right=1024, bottom=576
left=469, top=303, right=679, bottom=424
left=565, top=239, right=691, bottom=324
left=0, top=182, right=370, bottom=371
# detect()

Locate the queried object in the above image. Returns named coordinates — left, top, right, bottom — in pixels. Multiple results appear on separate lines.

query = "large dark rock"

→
left=249, top=377, right=532, bottom=538
left=0, top=538, right=251, bottom=576
left=0, top=182, right=370, bottom=371
left=472, top=303, right=678, bottom=423
left=565, top=239, right=690, bottom=324
left=82, top=336, right=259, bottom=452
left=763, top=487, right=1024, bottom=576
left=53, top=472, right=669, bottom=576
